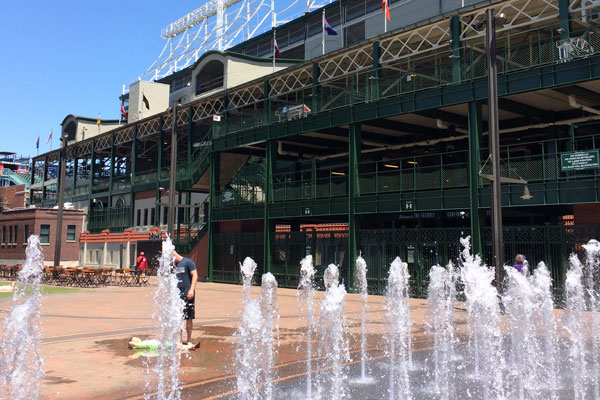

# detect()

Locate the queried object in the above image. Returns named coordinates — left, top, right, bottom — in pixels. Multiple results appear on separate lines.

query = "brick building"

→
left=0, top=208, right=84, bottom=266
left=0, top=184, right=28, bottom=211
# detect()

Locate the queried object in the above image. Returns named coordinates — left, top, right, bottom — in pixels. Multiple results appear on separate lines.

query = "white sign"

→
left=213, top=115, right=222, bottom=122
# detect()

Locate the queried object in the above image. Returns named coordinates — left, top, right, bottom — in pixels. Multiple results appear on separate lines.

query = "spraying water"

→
left=260, top=272, right=280, bottom=400
left=235, top=257, right=263, bottom=400
left=147, top=237, right=184, bottom=400
left=504, top=265, right=545, bottom=400
left=425, top=262, right=456, bottom=400
left=316, top=264, right=350, bottom=400
left=564, top=252, right=587, bottom=400
left=354, top=254, right=373, bottom=383
left=240, top=257, right=258, bottom=298
left=385, top=257, right=412, bottom=400
left=0, top=235, right=45, bottom=400
left=298, top=254, right=316, bottom=399
left=530, top=262, right=559, bottom=399
left=583, top=239, right=600, bottom=400
left=459, top=237, right=504, bottom=400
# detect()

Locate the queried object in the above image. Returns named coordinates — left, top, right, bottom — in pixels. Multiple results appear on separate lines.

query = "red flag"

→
left=382, top=0, right=390, bottom=21
left=274, top=38, right=281, bottom=58
left=121, top=102, right=127, bottom=119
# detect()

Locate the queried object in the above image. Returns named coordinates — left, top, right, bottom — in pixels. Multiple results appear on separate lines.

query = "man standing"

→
left=173, top=251, right=198, bottom=345
left=136, top=252, right=148, bottom=272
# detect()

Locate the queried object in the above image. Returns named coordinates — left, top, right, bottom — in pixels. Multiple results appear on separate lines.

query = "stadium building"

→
left=31, top=0, right=600, bottom=292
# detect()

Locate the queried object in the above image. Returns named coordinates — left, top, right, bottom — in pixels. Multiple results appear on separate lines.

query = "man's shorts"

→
left=182, top=296, right=195, bottom=320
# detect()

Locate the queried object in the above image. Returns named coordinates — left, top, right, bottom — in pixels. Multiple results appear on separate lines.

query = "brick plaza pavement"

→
left=0, top=279, right=468, bottom=399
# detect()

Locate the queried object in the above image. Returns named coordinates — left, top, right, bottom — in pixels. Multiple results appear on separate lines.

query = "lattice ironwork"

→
left=228, top=82, right=264, bottom=109
left=76, top=141, right=92, bottom=157
left=460, top=0, right=560, bottom=41
left=137, top=117, right=161, bottom=138
left=319, top=42, right=373, bottom=81
left=66, top=146, right=75, bottom=159
left=192, top=97, right=224, bottom=121
left=94, top=135, right=112, bottom=151
left=163, top=112, right=173, bottom=130
left=177, top=107, right=190, bottom=127
left=379, top=21, right=451, bottom=64
left=269, top=65, right=313, bottom=96
left=115, top=126, right=134, bottom=145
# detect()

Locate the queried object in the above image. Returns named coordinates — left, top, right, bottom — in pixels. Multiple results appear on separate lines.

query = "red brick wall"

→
left=0, top=184, right=27, bottom=210
left=0, top=209, right=84, bottom=265
left=184, top=233, right=208, bottom=280
left=574, top=204, right=600, bottom=225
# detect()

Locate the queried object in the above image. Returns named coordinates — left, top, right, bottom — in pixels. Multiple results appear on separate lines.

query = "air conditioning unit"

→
left=135, top=226, right=150, bottom=232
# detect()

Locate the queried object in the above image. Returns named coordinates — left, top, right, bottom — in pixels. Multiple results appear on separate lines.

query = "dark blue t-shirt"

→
left=175, top=257, right=196, bottom=297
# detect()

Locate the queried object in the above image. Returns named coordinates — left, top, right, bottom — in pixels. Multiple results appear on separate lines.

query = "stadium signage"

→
left=561, top=150, right=599, bottom=171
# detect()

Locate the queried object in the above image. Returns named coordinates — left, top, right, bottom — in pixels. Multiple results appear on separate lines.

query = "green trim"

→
left=468, top=101, right=483, bottom=256
left=347, top=123, right=361, bottom=291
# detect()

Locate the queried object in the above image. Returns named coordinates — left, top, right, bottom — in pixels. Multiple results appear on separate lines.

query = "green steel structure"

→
left=32, top=0, right=600, bottom=294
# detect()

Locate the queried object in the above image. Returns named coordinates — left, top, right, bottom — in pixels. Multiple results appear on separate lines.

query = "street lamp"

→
left=54, top=132, right=68, bottom=267
left=478, top=9, right=507, bottom=290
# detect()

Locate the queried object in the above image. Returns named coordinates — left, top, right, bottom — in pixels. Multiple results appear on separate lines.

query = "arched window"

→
left=196, top=60, right=224, bottom=95
left=115, top=197, right=125, bottom=209
left=64, top=121, right=77, bottom=141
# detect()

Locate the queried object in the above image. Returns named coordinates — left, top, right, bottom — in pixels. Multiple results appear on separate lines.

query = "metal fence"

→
left=211, top=224, right=600, bottom=298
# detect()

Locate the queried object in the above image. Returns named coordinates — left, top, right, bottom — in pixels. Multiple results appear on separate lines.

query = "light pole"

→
left=54, top=132, right=67, bottom=267
left=167, top=102, right=178, bottom=238
left=484, top=9, right=507, bottom=290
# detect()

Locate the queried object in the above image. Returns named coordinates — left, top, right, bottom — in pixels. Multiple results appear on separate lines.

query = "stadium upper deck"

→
left=29, top=0, right=600, bottom=290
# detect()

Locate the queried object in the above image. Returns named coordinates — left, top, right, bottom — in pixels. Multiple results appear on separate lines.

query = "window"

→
left=163, top=206, right=168, bottom=225
left=13, top=225, right=18, bottom=244
left=24, top=225, right=28, bottom=243
left=2, top=226, right=5, bottom=244
left=40, top=224, right=50, bottom=244
left=345, top=20, right=365, bottom=46
left=151, top=209, right=155, bottom=226
left=9, top=226, right=12, bottom=244
left=67, top=225, right=76, bottom=241
left=143, top=209, right=148, bottom=226
left=136, top=209, right=141, bottom=227
left=196, top=60, right=224, bottom=95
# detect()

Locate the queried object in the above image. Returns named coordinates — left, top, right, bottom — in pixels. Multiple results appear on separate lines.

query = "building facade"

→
left=30, top=0, right=600, bottom=290
left=0, top=208, right=84, bottom=266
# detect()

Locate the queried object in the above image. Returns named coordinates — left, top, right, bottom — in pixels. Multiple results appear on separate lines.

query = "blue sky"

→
left=0, top=1, right=313, bottom=160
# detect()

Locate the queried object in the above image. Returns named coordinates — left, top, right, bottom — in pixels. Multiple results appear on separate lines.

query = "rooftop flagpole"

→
left=322, top=9, right=326, bottom=55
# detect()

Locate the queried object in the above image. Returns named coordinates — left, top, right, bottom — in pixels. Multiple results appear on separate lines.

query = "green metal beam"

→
left=450, top=16, right=461, bottom=84
left=468, top=101, right=483, bottom=256
left=348, top=123, right=361, bottom=291
left=207, top=151, right=220, bottom=282
left=157, top=117, right=164, bottom=180
left=372, top=41, right=380, bottom=101
left=558, top=0, right=571, bottom=40
left=264, top=140, right=276, bottom=273
left=498, top=98, right=549, bottom=120
left=187, top=106, right=194, bottom=166
left=312, top=63, right=320, bottom=114
left=109, top=132, right=115, bottom=193
left=553, top=85, right=600, bottom=105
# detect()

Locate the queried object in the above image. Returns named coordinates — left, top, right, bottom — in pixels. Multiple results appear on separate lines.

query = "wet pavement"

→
left=0, top=280, right=449, bottom=399
left=5, top=279, right=562, bottom=400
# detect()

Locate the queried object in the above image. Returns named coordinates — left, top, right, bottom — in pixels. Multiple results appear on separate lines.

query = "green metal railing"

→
left=0, top=168, right=31, bottom=187
left=173, top=197, right=209, bottom=254
left=88, top=207, right=130, bottom=234
left=211, top=224, right=600, bottom=297
left=214, top=19, right=600, bottom=139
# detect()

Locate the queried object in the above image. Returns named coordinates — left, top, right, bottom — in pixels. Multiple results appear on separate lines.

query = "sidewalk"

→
left=0, top=280, right=451, bottom=400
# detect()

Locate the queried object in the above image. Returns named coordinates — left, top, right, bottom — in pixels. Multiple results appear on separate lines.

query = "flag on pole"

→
left=324, top=17, right=337, bottom=35
left=36, top=137, right=39, bottom=150
left=274, top=37, right=281, bottom=58
left=142, top=94, right=150, bottom=109
left=382, top=0, right=390, bottom=21
left=96, top=114, right=101, bottom=125
left=121, top=102, right=127, bottom=119
left=46, top=130, right=53, bottom=144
